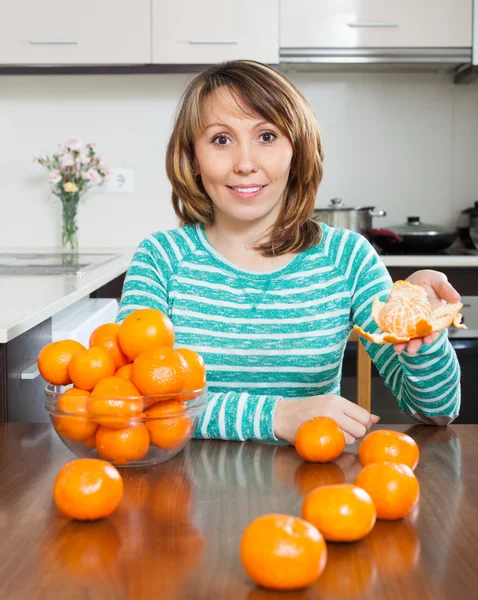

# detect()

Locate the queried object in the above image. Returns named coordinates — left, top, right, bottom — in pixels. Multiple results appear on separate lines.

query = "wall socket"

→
left=104, top=168, right=135, bottom=193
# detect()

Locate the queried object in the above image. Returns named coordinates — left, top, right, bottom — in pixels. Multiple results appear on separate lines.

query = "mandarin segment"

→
left=54, top=387, right=97, bottom=442
left=53, top=458, right=124, bottom=520
left=67, top=346, right=116, bottom=391
left=89, top=323, right=130, bottom=370
left=118, top=308, right=175, bottom=361
left=302, top=484, right=376, bottom=542
left=295, top=417, right=345, bottom=463
left=358, top=429, right=420, bottom=471
left=240, top=514, right=327, bottom=591
left=38, top=340, right=86, bottom=385
left=354, top=280, right=466, bottom=344
left=355, top=462, right=420, bottom=520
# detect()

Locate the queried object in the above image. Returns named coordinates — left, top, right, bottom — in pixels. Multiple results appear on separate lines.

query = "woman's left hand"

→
left=394, top=269, right=461, bottom=355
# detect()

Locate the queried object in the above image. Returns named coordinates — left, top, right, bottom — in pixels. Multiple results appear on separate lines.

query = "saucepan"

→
left=369, top=216, right=458, bottom=254
left=312, top=198, right=386, bottom=240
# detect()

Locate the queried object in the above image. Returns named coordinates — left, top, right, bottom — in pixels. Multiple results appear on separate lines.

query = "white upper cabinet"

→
left=152, top=0, right=279, bottom=64
left=0, top=0, right=151, bottom=65
left=280, top=0, right=473, bottom=49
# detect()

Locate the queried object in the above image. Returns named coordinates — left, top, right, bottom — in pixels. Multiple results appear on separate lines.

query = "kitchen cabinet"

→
left=152, top=0, right=279, bottom=64
left=0, top=0, right=151, bottom=65
left=280, top=0, right=472, bottom=49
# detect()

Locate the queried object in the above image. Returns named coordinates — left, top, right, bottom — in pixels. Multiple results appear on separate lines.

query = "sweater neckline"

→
left=194, top=223, right=312, bottom=281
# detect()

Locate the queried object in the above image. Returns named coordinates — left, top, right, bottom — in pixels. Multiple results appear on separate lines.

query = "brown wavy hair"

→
left=165, top=60, right=324, bottom=256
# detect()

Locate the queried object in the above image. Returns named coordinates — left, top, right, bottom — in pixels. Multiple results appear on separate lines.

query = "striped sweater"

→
left=116, top=222, right=461, bottom=441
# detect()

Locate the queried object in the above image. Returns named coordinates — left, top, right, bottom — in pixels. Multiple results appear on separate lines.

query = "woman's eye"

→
left=259, top=132, right=277, bottom=143
left=212, top=135, right=230, bottom=146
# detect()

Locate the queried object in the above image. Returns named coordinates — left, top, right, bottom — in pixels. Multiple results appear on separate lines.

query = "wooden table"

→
left=1, top=424, right=477, bottom=600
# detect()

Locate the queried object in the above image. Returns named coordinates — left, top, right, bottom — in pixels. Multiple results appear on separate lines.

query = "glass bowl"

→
left=44, top=383, right=208, bottom=467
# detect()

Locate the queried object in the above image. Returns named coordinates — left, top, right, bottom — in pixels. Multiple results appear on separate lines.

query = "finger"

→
left=343, top=432, right=356, bottom=446
left=423, top=332, right=440, bottom=345
left=434, top=276, right=461, bottom=303
left=371, top=414, right=380, bottom=425
left=394, top=342, right=407, bottom=354
left=342, top=401, right=374, bottom=427
left=340, top=414, right=369, bottom=440
left=405, top=338, right=423, bottom=355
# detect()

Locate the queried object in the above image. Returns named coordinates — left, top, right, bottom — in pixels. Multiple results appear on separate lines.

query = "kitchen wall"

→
left=1, top=70, right=478, bottom=249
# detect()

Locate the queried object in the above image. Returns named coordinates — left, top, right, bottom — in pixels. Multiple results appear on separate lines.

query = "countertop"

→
left=0, top=423, right=477, bottom=599
left=0, top=247, right=134, bottom=343
left=380, top=252, right=478, bottom=268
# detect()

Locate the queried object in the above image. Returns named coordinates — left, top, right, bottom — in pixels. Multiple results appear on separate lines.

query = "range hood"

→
left=280, top=0, right=477, bottom=83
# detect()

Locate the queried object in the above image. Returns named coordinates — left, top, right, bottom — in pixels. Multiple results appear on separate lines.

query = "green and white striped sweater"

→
left=116, top=222, right=460, bottom=441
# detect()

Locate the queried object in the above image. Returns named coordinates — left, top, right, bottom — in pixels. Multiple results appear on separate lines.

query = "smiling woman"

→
left=116, top=60, right=462, bottom=446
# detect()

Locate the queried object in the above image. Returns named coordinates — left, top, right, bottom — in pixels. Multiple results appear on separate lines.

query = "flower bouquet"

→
left=34, top=137, right=110, bottom=251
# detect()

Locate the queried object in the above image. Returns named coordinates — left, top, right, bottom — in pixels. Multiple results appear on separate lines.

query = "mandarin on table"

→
left=89, top=323, right=129, bottom=370
left=359, top=429, right=420, bottom=471
left=240, top=514, right=327, bottom=591
left=115, top=363, right=134, bottom=380
left=295, top=416, right=346, bottom=463
left=132, top=346, right=188, bottom=397
left=144, top=400, right=192, bottom=450
left=96, top=423, right=150, bottom=465
left=54, top=387, right=97, bottom=441
left=38, top=339, right=86, bottom=385
left=118, top=308, right=175, bottom=361
left=53, top=458, right=124, bottom=521
left=355, top=462, right=420, bottom=520
left=67, top=346, right=116, bottom=391
left=88, top=376, right=143, bottom=428
left=302, top=484, right=376, bottom=542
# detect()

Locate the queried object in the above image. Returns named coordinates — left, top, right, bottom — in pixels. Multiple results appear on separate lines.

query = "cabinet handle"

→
left=21, top=363, right=40, bottom=380
left=348, top=22, right=399, bottom=28
left=29, top=40, right=80, bottom=45
left=188, top=40, right=239, bottom=45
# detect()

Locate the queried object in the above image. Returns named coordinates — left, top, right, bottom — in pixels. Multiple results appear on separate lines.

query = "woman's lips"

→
left=227, top=184, right=268, bottom=199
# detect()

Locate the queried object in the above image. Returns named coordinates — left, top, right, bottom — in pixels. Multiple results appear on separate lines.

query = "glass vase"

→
left=61, top=193, right=80, bottom=253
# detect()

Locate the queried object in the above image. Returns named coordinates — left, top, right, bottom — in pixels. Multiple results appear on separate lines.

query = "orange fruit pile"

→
left=38, top=308, right=207, bottom=465
left=241, top=425, right=422, bottom=591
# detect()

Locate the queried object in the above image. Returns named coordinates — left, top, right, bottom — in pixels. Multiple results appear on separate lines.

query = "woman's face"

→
left=193, top=87, right=293, bottom=230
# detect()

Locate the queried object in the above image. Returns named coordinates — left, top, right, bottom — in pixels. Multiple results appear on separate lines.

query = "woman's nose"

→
left=233, top=143, right=259, bottom=175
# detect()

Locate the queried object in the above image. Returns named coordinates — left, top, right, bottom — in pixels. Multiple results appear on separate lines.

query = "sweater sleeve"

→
left=116, top=236, right=281, bottom=442
left=344, top=233, right=461, bottom=425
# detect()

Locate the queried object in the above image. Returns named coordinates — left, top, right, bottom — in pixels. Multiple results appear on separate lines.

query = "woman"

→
left=117, top=60, right=461, bottom=445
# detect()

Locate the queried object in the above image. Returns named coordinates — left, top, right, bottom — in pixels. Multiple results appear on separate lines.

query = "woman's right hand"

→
left=273, top=395, right=380, bottom=446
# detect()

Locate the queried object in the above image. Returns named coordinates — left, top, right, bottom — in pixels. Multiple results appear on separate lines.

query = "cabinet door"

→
left=152, top=0, right=279, bottom=64
left=0, top=0, right=151, bottom=65
left=281, top=0, right=472, bottom=49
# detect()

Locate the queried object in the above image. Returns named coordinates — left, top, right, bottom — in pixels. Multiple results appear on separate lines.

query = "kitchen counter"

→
left=0, top=247, right=134, bottom=343
left=0, top=423, right=477, bottom=599
left=380, top=253, right=478, bottom=268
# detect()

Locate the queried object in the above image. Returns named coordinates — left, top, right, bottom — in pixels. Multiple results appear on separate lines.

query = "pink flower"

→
left=48, top=171, right=62, bottom=184
left=80, top=153, right=91, bottom=165
left=66, top=137, right=82, bottom=151
left=60, top=154, right=75, bottom=167
left=86, top=169, right=102, bottom=183
left=86, top=142, right=98, bottom=151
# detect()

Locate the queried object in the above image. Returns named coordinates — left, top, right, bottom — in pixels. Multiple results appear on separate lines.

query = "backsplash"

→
left=1, top=71, right=478, bottom=248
